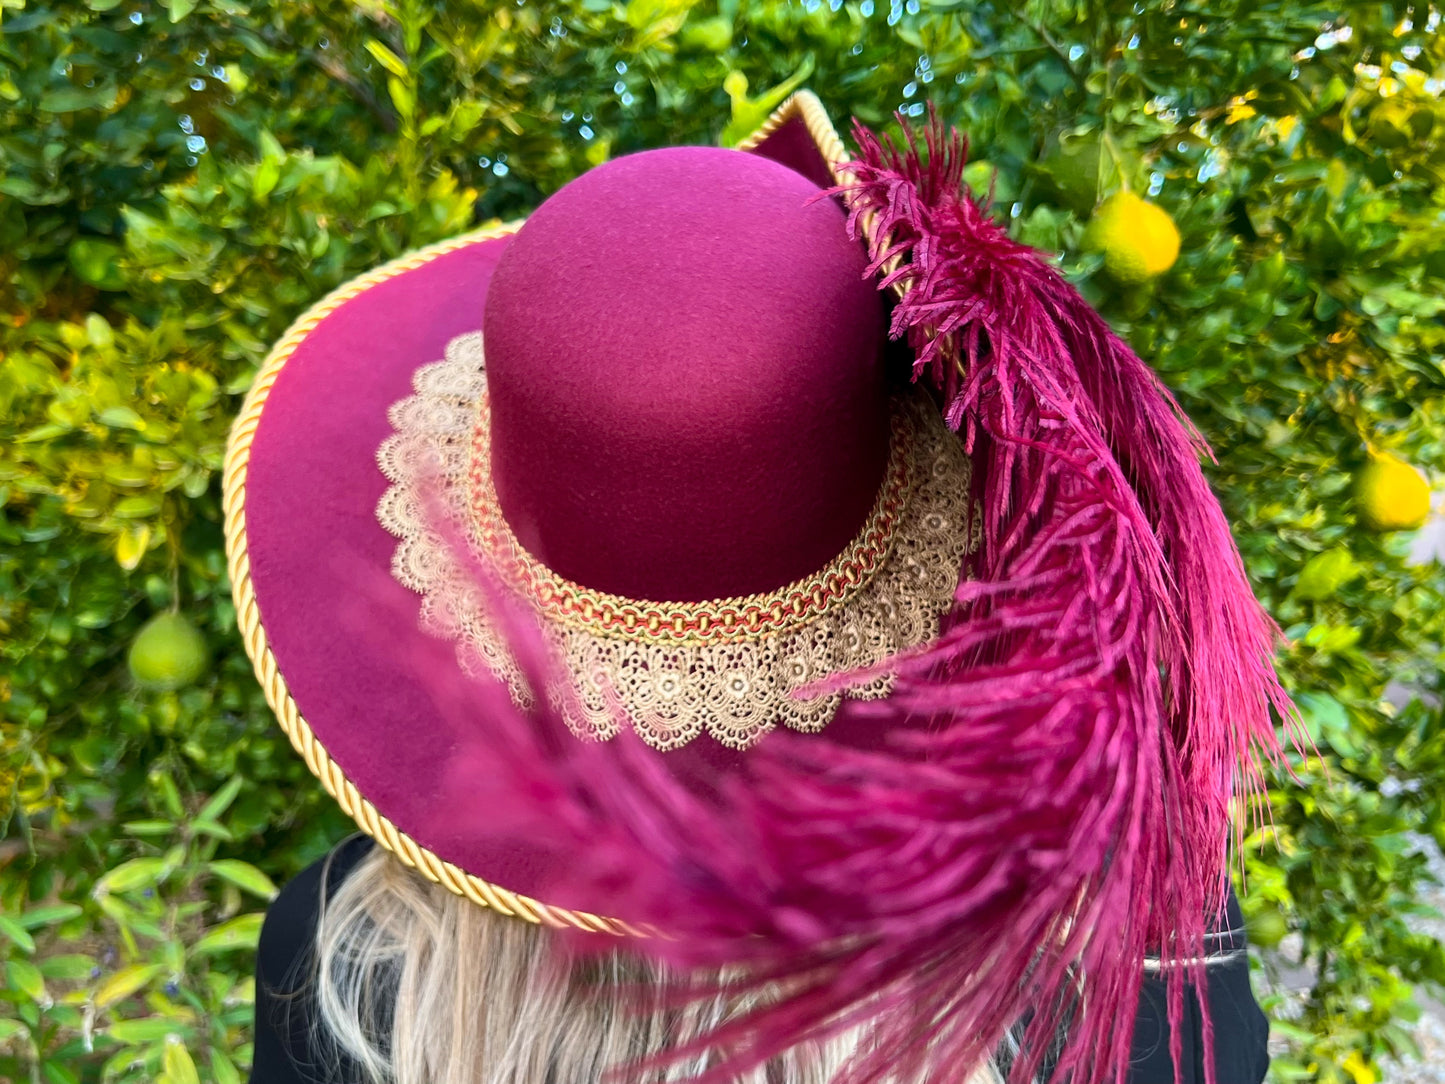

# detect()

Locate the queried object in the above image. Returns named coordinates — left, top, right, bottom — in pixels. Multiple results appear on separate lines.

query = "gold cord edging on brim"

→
left=223, top=224, right=646, bottom=935
left=733, top=90, right=849, bottom=184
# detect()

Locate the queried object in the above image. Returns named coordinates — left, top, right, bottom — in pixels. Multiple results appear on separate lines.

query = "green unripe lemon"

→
left=127, top=612, right=209, bottom=690
left=1353, top=452, right=1431, bottom=532
left=1245, top=905, right=1289, bottom=949
left=1084, top=191, right=1181, bottom=284
left=1038, top=130, right=1111, bottom=215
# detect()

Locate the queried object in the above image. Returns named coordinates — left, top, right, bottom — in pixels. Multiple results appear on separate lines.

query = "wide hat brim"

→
left=223, top=94, right=965, bottom=930
left=226, top=92, right=1298, bottom=1084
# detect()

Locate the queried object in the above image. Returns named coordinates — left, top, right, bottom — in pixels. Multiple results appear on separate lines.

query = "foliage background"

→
left=2, top=0, right=1443, bottom=1081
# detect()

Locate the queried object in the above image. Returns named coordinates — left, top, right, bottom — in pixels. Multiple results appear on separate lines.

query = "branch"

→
left=1017, top=14, right=1088, bottom=92
left=306, top=49, right=398, bottom=133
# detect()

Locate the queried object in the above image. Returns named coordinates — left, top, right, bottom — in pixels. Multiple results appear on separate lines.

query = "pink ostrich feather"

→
left=398, top=109, right=1297, bottom=1084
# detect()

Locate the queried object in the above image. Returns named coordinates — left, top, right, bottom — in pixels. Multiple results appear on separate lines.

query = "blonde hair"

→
left=313, top=847, right=1002, bottom=1084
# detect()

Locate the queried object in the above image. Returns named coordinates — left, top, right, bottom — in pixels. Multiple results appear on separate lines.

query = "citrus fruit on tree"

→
left=1033, top=128, right=1135, bottom=215
left=1353, top=452, right=1431, bottom=532
left=1084, top=191, right=1181, bottom=284
left=1245, top=904, right=1289, bottom=949
left=1047, top=134, right=1105, bottom=212
left=127, top=612, right=209, bottom=690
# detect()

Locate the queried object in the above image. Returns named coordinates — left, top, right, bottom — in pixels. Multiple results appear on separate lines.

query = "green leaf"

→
left=207, top=860, right=278, bottom=900
left=190, top=819, right=234, bottom=841
left=386, top=75, right=415, bottom=120
left=97, top=406, right=147, bottom=431
left=152, top=771, right=185, bottom=819
left=196, top=775, right=244, bottom=822
left=167, top=0, right=200, bottom=21
left=191, top=913, right=264, bottom=956
left=680, top=14, right=731, bottom=52
left=719, top=56, right=815, bottom=147
left=252, top=157, right=280, bottom=200
left=6, top=959, right=47, bottom=1003
left=0, top=1019, right=27, bottom=1042
left=0, top=914, right=36, bottom=953
left=43, top=1062, right=80, bottom=1084
left=0, top=175, right=49, bottom=202
left=258, top=129, right=285, bottom=163
left=68, top=238, right=126, bottom=290
left=364, top=40, right=410, bottom=79
left=1269, top=1020, right=1319, bottom=1044
left=0, top=12, right=56, bottom=33
left=85, top=313, right=115, bottom=349
left=1298, top=692, right=1360, bottom=759
left=18, top=904, right=82, bottom=930
left=160, top=1037, right=201, bottom=1084
left=17, top=423, right=72, bottom=443
left=211, top=1051, right=241, bottom=1084
left=122, top=819, right=176, bottom=837
left=39, top=955, right=96, bottom=981
left=1294, top=548, right=1361, bottom=601
left=95, top=963, right=163, bottom=1009
left=113, top=494, right=163, bottom=520
left=39, top=85, right=113, bottom=113
left=95, top=857, right=167, bottom=896
left=116, top=524, right=154, bottom=572
left=107, top=1017, right=182, bottom=1043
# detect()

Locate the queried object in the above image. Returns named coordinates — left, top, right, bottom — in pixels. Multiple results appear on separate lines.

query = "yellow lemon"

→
left=1084, top=191, right=1181, bottom=284
left=1353, top=452, right=1431, bottom=532
left=127, top=612, right=209, bottom=690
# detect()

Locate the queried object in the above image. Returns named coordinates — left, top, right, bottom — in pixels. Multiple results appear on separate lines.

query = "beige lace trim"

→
left=376, top=332, right=976, bottom=751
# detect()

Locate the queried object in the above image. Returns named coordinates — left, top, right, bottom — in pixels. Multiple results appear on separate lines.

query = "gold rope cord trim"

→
left=733, top=89, right=849, bottom=182
left=376, top=335, right=973, bottom=752
left=221, top=94, right=866, bottom=929
left=223, top=224, right=642, bottom=935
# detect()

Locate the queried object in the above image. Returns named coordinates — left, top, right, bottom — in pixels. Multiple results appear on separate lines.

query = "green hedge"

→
left=2, top=2, right=1443, bottom=1081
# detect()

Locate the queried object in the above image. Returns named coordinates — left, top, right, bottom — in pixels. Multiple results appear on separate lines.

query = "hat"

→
left=224, top=93, right=1291, bottom=1083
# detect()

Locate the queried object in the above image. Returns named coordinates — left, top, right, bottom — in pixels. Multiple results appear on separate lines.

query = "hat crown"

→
left=482, top=145, right=887, bottom=602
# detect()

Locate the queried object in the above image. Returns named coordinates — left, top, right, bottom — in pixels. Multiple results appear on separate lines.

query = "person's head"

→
left=315, top=846, right=1001, bottom=1084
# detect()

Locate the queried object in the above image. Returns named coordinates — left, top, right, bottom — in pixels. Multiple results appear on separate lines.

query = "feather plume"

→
left=397, top=109, right=1296, bottom=1084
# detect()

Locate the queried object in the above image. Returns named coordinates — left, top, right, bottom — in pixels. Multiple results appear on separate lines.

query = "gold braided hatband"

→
left=734, top=89, right=849, bottom=181
left=466, top=394, right=913, bottom=649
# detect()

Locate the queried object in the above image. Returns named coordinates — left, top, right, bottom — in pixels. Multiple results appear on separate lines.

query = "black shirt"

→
left=248, top=837, right=1269, bottom=1083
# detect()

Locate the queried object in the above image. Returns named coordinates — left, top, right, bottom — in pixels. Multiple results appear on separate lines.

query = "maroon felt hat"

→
left=225, top=94, right=975, bottom=924
left=225, top=93, right=1292, bottom=1084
